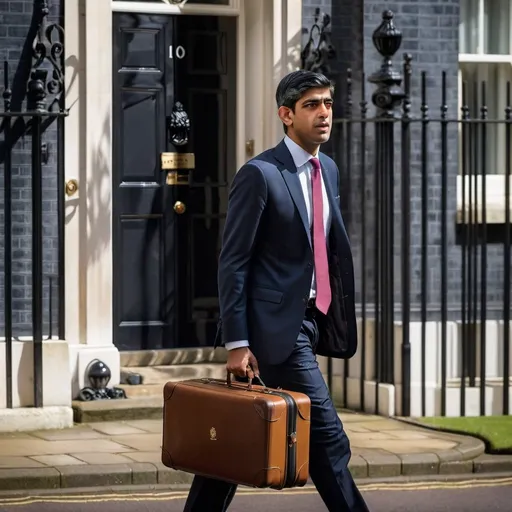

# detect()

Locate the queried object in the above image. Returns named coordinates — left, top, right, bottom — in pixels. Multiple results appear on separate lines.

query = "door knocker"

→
left=167, top=101, right=190, bottom=146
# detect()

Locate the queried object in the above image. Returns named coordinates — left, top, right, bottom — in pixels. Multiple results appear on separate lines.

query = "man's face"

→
left=279, top=87, right=333, bottom=149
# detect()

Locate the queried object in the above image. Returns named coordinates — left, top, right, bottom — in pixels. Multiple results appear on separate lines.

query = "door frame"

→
left=63, top=0, right=302, bottom=353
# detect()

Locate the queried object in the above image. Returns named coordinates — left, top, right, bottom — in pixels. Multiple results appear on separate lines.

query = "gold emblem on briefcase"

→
left=210, top=427, right=217, bottom=441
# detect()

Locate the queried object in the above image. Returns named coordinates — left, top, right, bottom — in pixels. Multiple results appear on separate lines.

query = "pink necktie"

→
left=310, top=157, right=331, bottom=314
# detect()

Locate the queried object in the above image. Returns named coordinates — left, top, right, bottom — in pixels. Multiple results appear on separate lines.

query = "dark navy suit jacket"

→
left=214, top=140, right=357, bottom=366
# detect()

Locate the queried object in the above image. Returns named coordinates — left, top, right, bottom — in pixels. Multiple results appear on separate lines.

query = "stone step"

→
left=72, top=396, right=163, bottom=423
left=120, top=363, right=227, bottom=386
left=117, top=383, right=164, bottom=399
left=120, top=347, right=227, bottom=367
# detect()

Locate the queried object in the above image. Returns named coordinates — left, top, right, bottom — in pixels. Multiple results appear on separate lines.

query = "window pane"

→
left=117, top=0, right=230, bottom=3
left=186, top=0, right=230, bottom=4
left=460, top=0, right=480, bottom=53
left=459, top=62, right=512, bottom=175
left=484, top=0, right=510, bottom=54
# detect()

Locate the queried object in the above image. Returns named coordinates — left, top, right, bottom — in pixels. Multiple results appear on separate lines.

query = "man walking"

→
left=184, top=70, right=369, bottom=512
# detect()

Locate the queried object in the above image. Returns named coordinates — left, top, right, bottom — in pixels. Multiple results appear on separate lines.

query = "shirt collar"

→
left=283, top=135, right=318, bottom=170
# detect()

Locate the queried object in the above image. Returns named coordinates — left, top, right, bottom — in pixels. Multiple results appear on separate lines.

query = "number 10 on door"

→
left=169, top=45, right=186, bottom=59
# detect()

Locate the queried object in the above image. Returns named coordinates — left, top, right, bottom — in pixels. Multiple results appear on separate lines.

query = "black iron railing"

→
left=326, top=11, right=511, bottom=417
left=1, top=0, right=66, bottom=409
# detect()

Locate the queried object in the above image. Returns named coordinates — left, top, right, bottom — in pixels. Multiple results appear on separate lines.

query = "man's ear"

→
left=278, top=106, right=293, bottom=129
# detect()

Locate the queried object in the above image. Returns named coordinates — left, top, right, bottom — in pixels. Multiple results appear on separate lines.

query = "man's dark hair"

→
left=275, top=70, right=334, bottom=132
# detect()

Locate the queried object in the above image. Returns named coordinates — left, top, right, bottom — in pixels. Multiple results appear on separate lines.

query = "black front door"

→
left=112, top=13, right=236, bottom=351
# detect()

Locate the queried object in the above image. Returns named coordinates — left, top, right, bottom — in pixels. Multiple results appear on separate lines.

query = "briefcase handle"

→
left=226, top=371, right=267, bottom=391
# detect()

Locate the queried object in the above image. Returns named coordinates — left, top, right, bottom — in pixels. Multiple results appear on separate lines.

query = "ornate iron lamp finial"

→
left=301, top=8, right=336, bottom=76
left=30, top=0, right=65, bottom=112
left=368, top=10, right=405, bottom=118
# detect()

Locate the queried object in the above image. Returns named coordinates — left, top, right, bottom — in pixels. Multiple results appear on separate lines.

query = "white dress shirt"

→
left=224, top=136, right=331, bottom=351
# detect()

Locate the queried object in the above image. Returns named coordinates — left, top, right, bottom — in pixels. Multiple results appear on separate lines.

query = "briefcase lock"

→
left=288, top=432, right=297, bottom=447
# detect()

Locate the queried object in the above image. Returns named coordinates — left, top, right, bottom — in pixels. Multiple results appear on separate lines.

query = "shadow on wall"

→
left=272, top=23, right=302, bottom=88
left=86, top=114, right=112, bottom=268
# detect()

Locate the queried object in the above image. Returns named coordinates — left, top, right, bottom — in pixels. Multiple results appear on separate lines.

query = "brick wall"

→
left=360, top=1, right=462, bottom=319
left=301, top=0, right=509, bottom=319
left=0, top=0, right=61, bottom=337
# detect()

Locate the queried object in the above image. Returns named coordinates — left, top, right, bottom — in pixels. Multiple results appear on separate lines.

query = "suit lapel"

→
left=274, top=141, right=312, bottom=248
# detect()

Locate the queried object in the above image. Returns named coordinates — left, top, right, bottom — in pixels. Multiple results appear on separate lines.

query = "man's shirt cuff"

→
left=225, top=340, right=250, bottom=350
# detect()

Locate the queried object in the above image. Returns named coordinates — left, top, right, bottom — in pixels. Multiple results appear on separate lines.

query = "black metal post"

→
left=469, top=109, right=478, bottom=388
left=368, top=10, right=405, bottom=386
left=440, top=72, right=448, bottom=416
left=27, top=69, right=47, bottom=408
left=479, top=83, right=488, bottom=415
left=420, top=71, right=429, bottom=417
left=57, top=0, right=66, bottom=340
left=359, top=75, right=368, bottom=411
left=401, top=54, right=412, bottom=416
left=3, top=61, right=13, bottom=409
left=343, top=69, right=353, bottom=408
left=504, top=83, right=511, bottom=415
left=47, top=275, right=54, bottom=340
left=460, top=83, right=470, bottom=417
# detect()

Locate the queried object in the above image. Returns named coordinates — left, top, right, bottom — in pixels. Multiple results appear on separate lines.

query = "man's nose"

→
left=318, top=103, right=328, bottom=117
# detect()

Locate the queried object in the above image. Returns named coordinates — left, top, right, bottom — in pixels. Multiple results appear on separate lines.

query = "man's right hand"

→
left=226, top=347, right=260, bottom=380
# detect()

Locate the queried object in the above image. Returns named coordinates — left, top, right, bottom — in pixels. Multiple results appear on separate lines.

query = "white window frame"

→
left=111, top=0, right=240, bottom=16
left=457, top=0, right=512, bottom=224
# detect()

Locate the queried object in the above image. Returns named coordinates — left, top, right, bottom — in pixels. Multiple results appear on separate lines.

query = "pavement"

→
left=1, top=477, right=512, bottom=511
left=1, top=410, right=512, bottom=493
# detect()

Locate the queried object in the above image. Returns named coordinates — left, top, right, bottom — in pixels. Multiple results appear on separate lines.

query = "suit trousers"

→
left=183, top=311, right=370, bottom=512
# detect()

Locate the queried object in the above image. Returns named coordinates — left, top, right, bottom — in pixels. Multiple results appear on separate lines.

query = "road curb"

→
left=1, top=453, right=512, bottom=493
left=473, top=454, right=512, bottom=473
left=2, top=472, right=512, bottom=500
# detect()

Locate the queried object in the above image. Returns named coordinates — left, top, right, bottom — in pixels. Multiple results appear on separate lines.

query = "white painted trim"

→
left=112, top=1, right=239, bottom=15
left=242, top=0, right=302, bottom=158
left=0, top=340, right=71, bottom=409
left=456, top=174, right=512, bottom=224
left=459, top=53, right=512, bottom=64
left=0, top=407, right=73, bottom=432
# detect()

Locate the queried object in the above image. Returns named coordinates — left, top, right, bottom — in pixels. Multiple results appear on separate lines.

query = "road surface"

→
left=0, top=477, right=511, bottom=511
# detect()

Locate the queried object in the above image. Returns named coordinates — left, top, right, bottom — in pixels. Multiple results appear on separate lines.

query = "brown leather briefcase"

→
left=161, top=373, right=311, bottom=489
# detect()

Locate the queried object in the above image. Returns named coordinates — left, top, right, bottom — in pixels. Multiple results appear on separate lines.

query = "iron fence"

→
left=326, top=11, right=511, bottom=418
left=0, top=1, right=66, bottom=409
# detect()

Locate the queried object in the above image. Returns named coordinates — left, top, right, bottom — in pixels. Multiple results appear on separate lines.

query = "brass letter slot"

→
left=161, top=152, right=195, bottom=170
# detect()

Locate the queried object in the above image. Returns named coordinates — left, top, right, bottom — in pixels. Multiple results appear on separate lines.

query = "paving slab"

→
left=0, top=457, right=46, bottom=469
left=0, top=410, right=498, bottom=492
left=31, top=455, right=86, bottom=467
